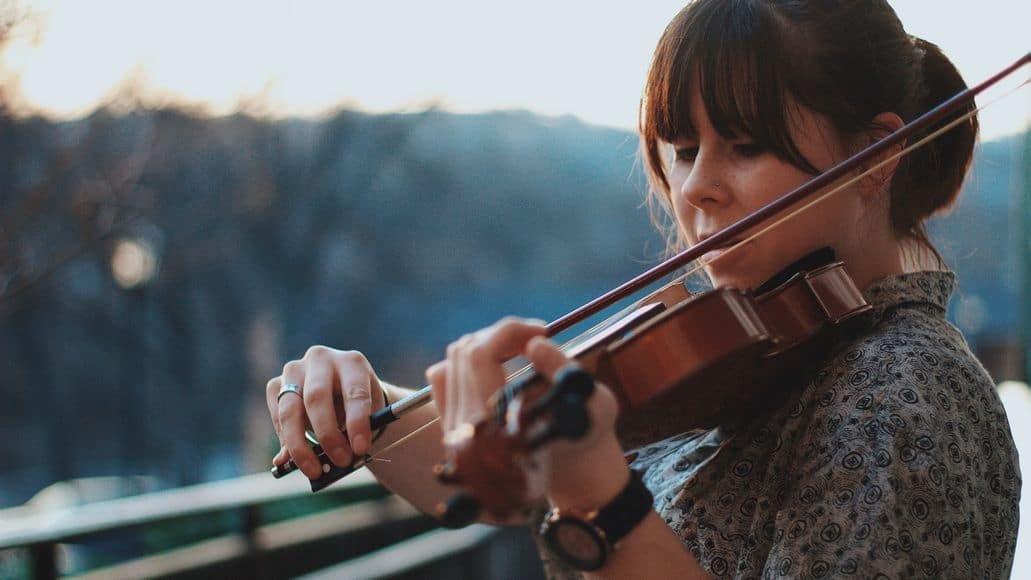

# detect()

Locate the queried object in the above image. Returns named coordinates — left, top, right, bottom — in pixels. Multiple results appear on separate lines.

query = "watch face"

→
left=544, top=517, right=607, bottom=571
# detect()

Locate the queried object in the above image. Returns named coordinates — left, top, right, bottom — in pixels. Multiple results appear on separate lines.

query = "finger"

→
left=458, top=318, right=548, bottom=406
left=272, top=446, right=288, bottom=466
left=337, top=358, right=374, bottom=457
left=265, top=376, right=284, bottom=440
left=455, top=334, right=492, bottom=427
left=278, top=361, right=321, bottom=479
left=443, top=336, right=471, bottom=432
left=524, top=335, right=573, bottom=379
left=480, top=317, right=549, bottom=363
left=526, top=335, right=621, bottom=452
left=303, top=356, right=351, bottom=466
left=426, top=360, right=448, bottom=417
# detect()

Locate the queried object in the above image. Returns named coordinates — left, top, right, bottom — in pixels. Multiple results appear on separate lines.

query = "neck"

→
left=842, top=235, right=906, bottom=291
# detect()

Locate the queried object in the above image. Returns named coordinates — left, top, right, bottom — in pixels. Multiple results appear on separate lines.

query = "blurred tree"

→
left=0, top=72, right=1024, bottom=509
left=0, top=102, right=660, bottom=506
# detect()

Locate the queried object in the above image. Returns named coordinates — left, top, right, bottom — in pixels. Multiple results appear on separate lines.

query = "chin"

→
left=705, top=270, right=753, bottom=291
left=702, top=241, right=773, bottom=289
left=703, top=255, right=759, bottom=290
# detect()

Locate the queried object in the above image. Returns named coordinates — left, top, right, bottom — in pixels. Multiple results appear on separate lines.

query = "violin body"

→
left=611, top=261, right=871, bottom=446
left=439, top=260, right=873, bottom=524
left=516, top=261, right=871, bottom=428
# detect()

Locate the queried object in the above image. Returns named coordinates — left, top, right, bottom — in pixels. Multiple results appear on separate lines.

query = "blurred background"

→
left=0, top=1, right=1028, bottom=578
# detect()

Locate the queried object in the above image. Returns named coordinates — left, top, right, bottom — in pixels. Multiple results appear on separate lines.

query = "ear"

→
left=857, top=112, right=905, bottom=194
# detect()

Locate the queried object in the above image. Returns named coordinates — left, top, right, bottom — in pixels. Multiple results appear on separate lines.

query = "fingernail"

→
left=528, top=318, right=547, bottom=326
left=329, top=445, right=352, bottom=466
left=426, top=361, right=444, bottom=379
left=526, top=335, right=546, bottom=351
left=351, top=434, right=367, bottom=456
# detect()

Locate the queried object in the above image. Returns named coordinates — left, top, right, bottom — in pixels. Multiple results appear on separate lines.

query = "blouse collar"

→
left=862, top=270, right=955, bottom=317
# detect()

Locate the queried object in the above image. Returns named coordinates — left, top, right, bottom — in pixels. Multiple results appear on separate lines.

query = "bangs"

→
left=641, top=0, right=817, bottom=193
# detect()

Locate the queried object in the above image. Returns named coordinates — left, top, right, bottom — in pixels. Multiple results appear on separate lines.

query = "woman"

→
left=267, top=1, right=1021, bottom=577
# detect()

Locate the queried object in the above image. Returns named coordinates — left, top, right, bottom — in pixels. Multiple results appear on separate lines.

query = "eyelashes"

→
left=733, top=143, right=765, bottom=158
left=674, top=146, right=699, bottom=162
left=673, top=142, right=766, bottom=163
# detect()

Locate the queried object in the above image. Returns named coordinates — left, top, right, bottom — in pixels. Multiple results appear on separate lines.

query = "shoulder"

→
left=646, top=273, right=1020, bottom=577
left=742, top=293, right=1021, bottom=576
left=805, top=286, right=1003, bottom=441
left=785, top=282, right=1010, bottom=472
left=792, top=270, right=992, bottom=428
left=769, top=290, right=1019, bottom=566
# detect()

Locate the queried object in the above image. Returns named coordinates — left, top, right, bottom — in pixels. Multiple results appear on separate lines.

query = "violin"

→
left=433, top=251, right=873, bottom=525
left=270, top=54, right=1030, bottom=521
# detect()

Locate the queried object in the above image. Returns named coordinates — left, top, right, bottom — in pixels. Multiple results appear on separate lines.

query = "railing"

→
left=0, top=470, right=543, bottom=579
left=12, top=383, right=1025, bottom=578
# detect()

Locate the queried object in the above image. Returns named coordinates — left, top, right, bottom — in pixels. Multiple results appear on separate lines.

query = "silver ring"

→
left=277, top=382, right=302, bottom=403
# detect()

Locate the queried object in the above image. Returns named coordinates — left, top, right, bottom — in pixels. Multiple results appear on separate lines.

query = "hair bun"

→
left=889, top=36, right=978, bottom=233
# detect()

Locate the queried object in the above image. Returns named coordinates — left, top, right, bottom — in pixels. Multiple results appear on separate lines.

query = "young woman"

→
left=267, top=1, right=1021, bottom=577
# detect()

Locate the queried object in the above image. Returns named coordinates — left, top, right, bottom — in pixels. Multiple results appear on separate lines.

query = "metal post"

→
left=29, top=542, right=57, bottom=580
left=243, top=504, right=264, bottom=579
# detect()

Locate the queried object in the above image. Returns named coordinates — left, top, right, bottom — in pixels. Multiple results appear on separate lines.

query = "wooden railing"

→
left=0, top=470, right=543, bottom=579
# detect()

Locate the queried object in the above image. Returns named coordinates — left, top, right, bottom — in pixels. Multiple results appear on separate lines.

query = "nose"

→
left=676, top=154, right=729, bottom=210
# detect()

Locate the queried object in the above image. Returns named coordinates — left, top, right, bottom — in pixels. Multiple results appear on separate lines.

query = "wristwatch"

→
left=539, top=468, right=654, bottom=571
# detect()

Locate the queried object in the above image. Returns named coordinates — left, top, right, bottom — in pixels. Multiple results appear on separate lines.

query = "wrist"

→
left=546, top=434, right=629, bottom=512
left=540, top=466, right=654, bottom=572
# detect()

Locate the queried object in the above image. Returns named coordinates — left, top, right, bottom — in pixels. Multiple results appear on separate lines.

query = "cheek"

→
left=748, top=165, right=809, bottom=207
left=665, top=170, right=693, bottom=227
left=669, top=195, right=696, bottom=240
left=666, top=167, right=685, bottom=202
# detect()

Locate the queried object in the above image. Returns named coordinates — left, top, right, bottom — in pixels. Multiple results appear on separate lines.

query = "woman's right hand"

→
left=265, top=346, right=386, bottom=480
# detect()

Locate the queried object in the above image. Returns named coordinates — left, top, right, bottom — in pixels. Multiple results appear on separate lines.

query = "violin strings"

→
left=705, top=77, right=1030, bottom=271
left=376, top=282, right=706, bottom=462
left=491, top=285, right=689, bottom=409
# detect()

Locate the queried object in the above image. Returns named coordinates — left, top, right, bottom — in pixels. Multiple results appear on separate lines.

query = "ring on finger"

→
left=278, top=382, right=303, bottom=403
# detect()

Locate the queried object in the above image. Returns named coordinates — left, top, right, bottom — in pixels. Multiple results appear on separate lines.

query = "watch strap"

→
left=592, top=468, right=654, bottom=547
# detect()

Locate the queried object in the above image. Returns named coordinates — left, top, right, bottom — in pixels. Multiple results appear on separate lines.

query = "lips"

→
left=700, top=249, right=726, bottom=264
left=695, top=233, right=745, bottom=265
left=695, top=233, right=741, bottom=250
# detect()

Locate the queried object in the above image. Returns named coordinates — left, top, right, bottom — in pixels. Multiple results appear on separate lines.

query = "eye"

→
left=674, top=146, right=699, bottom=162
left=733, top=142, right=765, bottom=158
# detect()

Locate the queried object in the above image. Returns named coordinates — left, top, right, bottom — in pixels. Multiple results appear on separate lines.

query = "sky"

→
left=0, top=1, right=1028, bottom=140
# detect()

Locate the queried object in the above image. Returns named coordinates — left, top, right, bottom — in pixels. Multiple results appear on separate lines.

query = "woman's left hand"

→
left=425, top=317, right=627, bottom=505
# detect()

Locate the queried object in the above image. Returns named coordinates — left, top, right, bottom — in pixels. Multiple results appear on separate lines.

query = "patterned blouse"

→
left=536, top=271, right=1020, bottom=579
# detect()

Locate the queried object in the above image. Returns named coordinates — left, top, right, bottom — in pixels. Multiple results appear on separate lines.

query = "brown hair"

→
left=639, top=0, right=978, bottom=257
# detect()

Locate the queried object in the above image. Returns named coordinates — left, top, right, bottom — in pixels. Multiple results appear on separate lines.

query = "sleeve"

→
left=761, top=344, right=1020, bottom=579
